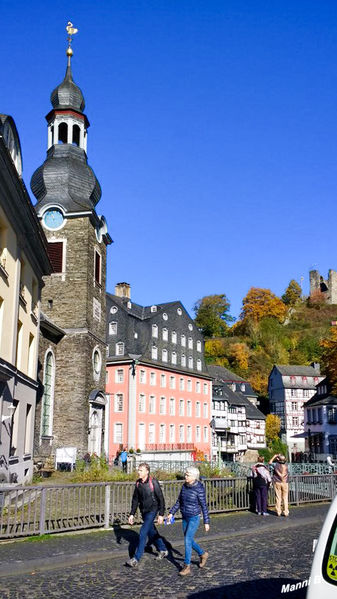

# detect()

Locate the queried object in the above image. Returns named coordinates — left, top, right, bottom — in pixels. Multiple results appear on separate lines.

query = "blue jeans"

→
left=182, top=515, right=204, bottom=565
left=134, top=511, right=166, bottom=561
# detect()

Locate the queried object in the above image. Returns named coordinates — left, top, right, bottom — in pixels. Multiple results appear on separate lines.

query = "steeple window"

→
left=47, top=241, right=64, bottom=273
left=58, top=122, right=68, bottom=144
left=72, top=124, right=80, bottom=146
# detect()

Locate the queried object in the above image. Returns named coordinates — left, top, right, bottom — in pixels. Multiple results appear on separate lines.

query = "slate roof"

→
left=208, top=365, right=243, bottom=382
left=207, top=364, right=258, bottom=398
left=31, top=142, right=101, bottom=214
left=106, top=293, right=210, bottom=377
left=213, top=383, right=265, bottom=420
left=50, top=64, right=85, bottom=112
left=274, top=365, right=321, bottom=376
left=304, top=394, right=337, bottom=408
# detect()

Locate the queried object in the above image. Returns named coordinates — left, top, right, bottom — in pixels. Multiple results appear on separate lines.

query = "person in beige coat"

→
left=269, top=454, right=289, bottom=517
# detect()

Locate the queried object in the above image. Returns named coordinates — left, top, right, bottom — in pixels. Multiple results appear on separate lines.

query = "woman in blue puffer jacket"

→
left=167, top=466, right=210, bottom=576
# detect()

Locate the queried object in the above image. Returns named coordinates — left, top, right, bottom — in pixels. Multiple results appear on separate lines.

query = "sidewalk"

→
left=0, top=503, right=329, bottom=577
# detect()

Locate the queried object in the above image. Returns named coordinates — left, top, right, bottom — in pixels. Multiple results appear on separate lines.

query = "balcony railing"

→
left=144, top=443, right=194, bottom=451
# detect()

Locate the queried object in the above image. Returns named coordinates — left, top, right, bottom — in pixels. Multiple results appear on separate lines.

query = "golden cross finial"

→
left=66, top=21, right=78, bottom=59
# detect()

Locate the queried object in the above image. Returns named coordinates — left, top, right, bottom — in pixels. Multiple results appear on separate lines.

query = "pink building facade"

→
left=105, top=286, right=212, bottom=463
left=106, top=361, right=212, bottom=462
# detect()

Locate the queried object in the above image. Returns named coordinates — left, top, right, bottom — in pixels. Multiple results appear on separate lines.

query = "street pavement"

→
left=0, top=503, right=329, bottom=599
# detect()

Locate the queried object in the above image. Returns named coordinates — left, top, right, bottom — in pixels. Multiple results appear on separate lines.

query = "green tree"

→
left=282, top=279, right=302, bottom=306
left=194, top=294, right=234, bottom=337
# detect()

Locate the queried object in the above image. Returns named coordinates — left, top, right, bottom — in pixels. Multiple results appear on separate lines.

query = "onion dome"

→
left=31, top=144, right=101, bottom=214
left=50, top=63, right=85, bottom=113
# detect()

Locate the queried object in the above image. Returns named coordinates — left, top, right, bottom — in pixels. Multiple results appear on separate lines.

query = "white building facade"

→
left=268, top=364, right=324, bottom=454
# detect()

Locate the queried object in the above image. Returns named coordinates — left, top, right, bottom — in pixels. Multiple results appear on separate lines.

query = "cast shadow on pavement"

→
left=112, top=522, right=139, bottom=557
left=112, top=522, right=183, bottom=566
left=187, top=577, right=307, bottom=599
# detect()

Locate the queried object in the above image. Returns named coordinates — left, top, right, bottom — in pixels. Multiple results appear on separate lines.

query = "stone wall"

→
left=309, top=269, right=337, bottom=305
left=35, top=215, right=108, bottom=463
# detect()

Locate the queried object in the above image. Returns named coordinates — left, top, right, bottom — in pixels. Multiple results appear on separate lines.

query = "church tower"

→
left=31, top=25, right=112, bottom=463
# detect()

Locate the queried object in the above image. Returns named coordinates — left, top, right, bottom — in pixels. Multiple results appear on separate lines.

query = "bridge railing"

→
left=0, top=474, right=335, bottom=540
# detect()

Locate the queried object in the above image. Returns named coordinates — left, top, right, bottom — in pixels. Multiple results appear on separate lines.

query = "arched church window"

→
left=72, top=124, right=80, bottom=146
left=41, top=350, right=55, bottom=437
left=58, top=122, right=68, bottom=144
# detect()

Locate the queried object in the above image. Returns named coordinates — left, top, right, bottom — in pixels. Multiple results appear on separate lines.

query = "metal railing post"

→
left=331, top=474, right=335, bottom=500
left=39, top=488, right=47, bottom=535
left=104, top=484, right=111, bottom=529
left=295, top=475, right=300, bottom=506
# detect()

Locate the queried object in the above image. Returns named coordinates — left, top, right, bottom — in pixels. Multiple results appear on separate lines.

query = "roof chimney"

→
left=115, top=282, right=131, bottom=299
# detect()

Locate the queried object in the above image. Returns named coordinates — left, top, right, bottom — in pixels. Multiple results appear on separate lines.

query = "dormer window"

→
left=109, top=321, right=117, bottom=335
left=151, top=305, right=157, bottom=313
left=116, top=342, right=124, bottom=356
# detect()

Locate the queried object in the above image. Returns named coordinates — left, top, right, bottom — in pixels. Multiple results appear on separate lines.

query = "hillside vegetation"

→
left=194, top=284, right=337, bottom=396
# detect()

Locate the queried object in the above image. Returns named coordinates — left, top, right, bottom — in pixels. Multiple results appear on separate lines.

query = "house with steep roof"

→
left=268, top=364, right=324, bottom=452
left=211, top=382, right=266, bottom=462
left=304, top=378, right=337, bottom=460
left=106, top=284, right=212, bottom=463
left=207, top=364, right=259, bottom=407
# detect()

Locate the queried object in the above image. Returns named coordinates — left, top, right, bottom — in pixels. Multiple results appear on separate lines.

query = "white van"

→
left=307, top=495, right=337, bottom=598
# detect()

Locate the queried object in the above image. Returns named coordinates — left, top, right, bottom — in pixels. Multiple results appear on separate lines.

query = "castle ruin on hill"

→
left=309, top=269, right=337, bottom=304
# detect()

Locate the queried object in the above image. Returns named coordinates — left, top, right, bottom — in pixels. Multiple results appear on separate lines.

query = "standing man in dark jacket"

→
left=126, top=463, right=167, bottom=567
left=167, top=466, right=210, bottom=576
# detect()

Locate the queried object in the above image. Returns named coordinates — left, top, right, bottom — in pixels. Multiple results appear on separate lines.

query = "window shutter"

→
left=47, top=242, right=63, bottom=273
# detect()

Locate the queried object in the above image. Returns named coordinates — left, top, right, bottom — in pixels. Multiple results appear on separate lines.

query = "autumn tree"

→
left=282, top=279, right=302, bottom=306
left=240, top=288, right=287, bottom=324
left=248, top=372, right=269, bottom=395
left=228, top=342, right=250, bottom=371
left=194, top=294, right=234, bottom=337
left=265, top=414, right=281, bottom=446
left=321, top=327, right=337, bottom=394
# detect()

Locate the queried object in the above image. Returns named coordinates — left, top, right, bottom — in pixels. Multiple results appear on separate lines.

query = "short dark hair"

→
left=138, top=462, right=150, bottom=473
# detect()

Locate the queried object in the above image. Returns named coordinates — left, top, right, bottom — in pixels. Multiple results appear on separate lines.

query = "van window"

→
left=323, top=514, right=337, bottom=585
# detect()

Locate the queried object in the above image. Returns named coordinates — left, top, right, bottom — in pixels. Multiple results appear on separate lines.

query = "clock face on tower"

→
left=43, top=208, right=65, bottom=230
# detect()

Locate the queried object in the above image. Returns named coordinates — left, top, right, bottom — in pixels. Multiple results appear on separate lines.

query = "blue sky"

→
left=2, top=1, right=337, bottom=319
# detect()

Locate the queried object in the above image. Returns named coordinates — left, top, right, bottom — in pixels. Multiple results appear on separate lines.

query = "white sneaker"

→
left=155, top=550, right=168, bottom=560
left=125, top=557, right=138, bottom=567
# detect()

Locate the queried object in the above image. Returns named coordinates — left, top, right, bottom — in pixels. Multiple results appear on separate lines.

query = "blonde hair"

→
left=185, top=466, right=200, bottom=480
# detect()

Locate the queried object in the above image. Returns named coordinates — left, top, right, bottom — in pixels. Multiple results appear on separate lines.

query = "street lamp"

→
left=129, top=354, right=142, bottom=377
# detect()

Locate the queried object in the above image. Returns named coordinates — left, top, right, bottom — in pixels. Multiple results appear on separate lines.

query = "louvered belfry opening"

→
left=47, top=241, right=63, bottom=273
